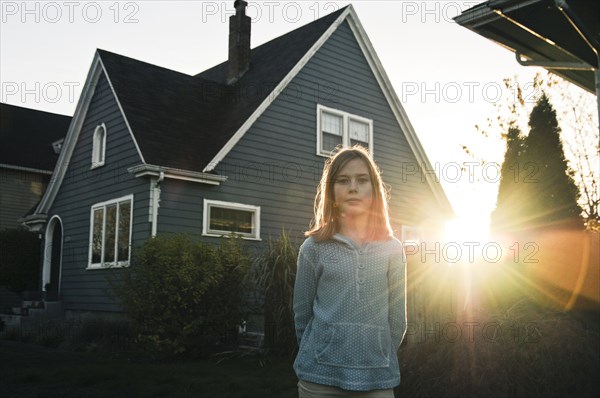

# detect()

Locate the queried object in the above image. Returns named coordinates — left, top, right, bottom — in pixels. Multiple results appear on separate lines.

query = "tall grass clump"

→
left=396, top=297, right=600, bottom=398
left=248, top=230, right=299, bottom=357
left=110, top=234, right=250, bottom=357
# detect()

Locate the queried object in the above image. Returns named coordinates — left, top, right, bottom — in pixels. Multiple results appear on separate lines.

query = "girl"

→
left=293, top=146, right=407, bottom=397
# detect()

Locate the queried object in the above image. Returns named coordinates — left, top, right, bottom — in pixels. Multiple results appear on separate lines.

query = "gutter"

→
left=128, top=164, right=227, bottom=185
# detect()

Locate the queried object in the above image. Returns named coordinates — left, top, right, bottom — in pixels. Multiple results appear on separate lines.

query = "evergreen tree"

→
left=491, top=126, right=527, bottom=232
left=521, top=93, right=582, bottom=228
left=491, top=93, right=583, bottom=231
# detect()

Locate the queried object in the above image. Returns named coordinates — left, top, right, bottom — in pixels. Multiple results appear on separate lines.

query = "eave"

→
left=128, top=164, right=227, bottom=185
left=455, top=0, right=599, bottom=94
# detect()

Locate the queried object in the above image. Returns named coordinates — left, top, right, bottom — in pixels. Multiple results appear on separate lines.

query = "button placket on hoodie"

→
left=356, top=247, right=367, bottom=299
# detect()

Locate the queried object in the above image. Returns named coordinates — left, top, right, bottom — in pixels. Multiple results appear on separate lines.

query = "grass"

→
left=3, top=300, right=598, bottom=398
left=2, top=309, right=599, bottom=398
left=395, top=297, right=600, bottom=398
left=0, top=344, right=298, bottom=398
left=1, top=269, right=598, bottom=398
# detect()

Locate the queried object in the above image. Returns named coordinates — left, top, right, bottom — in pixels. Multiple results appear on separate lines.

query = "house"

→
left=0, top=103, right=70, bottom=230
left=23, top=2, right=453, bottom=315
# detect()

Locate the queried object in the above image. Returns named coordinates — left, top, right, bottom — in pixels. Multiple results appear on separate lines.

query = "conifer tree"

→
left=520, top=93, right=582, bottom=228
left=491, top=127, right=527, bottom=231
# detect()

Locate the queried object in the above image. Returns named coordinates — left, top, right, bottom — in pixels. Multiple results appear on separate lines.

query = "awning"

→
left=454, top=0, right=599, bottom=95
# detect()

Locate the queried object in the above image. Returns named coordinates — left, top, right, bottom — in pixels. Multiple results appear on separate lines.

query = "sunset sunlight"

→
left=444, top=214, right=491, bottom=246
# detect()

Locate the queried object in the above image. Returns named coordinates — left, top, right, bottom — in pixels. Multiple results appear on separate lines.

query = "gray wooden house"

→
left=0, top=103, right=70, bottom=231
left=23, top=3, right=453, bottom=315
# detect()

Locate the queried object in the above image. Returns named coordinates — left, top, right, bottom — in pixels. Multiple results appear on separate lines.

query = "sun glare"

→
left=444, top=215, right=491, bottom=246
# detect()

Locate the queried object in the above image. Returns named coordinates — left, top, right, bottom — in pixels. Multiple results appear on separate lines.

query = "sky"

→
left=0, top=0, right=551, bottom=226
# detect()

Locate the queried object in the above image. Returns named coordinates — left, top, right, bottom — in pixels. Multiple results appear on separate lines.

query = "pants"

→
left=297, top=380, right=395, bottom=398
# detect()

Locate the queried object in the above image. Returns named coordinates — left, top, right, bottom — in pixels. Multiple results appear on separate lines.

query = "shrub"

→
left=110, top=234, right=250, bottom=357
left=0, top=228, right=40, bottom=293
left=247, top=230, right=299, bottom=357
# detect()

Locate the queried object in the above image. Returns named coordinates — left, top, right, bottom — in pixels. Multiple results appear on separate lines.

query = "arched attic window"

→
left=91, top=123, right=106, bottom=168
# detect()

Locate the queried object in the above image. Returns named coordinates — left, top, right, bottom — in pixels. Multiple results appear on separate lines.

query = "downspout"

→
left=151, top=171, right=164, bottom=237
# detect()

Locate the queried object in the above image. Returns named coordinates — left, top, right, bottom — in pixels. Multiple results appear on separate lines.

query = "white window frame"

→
left=202, top=199, right=261, bottom=240
left=87, top=194, right=133, bottom=269
left=91, top=123, right=106, bottom=169
left=316, top=104, right=373, bottom=157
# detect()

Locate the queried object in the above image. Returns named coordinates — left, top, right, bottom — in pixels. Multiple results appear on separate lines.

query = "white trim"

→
left=87, top=194, right=134, bottom=269
left=316, top=104, right=373, bottom=157
left=150, top=172, right=163, bottom=237
left=32, top=51, right=145, bottom=218
left=91, top=123, right=106, bottom=168
left=0, top=163, right=53, bottom=175
left=343, top=12, right=453, bottom=215
left=202, top=199, right=261, bottom=240
left=202, top=6, right=352, bottom=173
left=20, top=213, right=47, bottom=232
left=98, top=56, right=145, bottom=164
left=199, top=6, right=453, bottom=215
left=128, top=164, right=227, bottom=185
left=42, top=215, right=63, bottom=294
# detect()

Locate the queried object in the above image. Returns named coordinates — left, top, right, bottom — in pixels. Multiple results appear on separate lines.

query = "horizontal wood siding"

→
left=207, top=21, right=443, bottom=242
left=0, top=169, right=49, bottom=230
left=47, top=72, right=149, bottom=312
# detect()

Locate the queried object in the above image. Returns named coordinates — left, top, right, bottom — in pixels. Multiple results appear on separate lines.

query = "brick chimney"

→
left=227, top=0, right=251, bottom=84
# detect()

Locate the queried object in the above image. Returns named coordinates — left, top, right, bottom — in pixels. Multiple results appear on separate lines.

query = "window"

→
left=52, top=138, right=64, bottom=155
left=203, top=199, right=260, bottom=240
left=88, top=195, right=133, bottom=268
left=317, top=105, right=373, bottom=156
left=91, top=123, right=106, bottom=168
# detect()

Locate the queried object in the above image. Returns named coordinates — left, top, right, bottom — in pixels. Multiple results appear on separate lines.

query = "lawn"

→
left=2, top=299, right=599, bottom=398
left=0, top=342, right=299, bottom=398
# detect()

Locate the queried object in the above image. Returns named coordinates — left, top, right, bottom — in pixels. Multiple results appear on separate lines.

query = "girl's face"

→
left=333, top=158, right=374, bottom=219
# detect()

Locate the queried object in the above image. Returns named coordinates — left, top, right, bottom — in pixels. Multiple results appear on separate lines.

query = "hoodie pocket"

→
left=315, top=323, right=390, bottom=369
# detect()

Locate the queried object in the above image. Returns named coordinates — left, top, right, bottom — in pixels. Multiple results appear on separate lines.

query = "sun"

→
left=444, top=214, right=491, bottom=246
left=442, top=214, right=491, bottom=265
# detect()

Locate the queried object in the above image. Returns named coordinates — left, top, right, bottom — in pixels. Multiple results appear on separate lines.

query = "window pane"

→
left=350, top=139, right=368, bottom=151
left=322, top=133, right=343, bottom=154
left=92, top=208, right=103, bottom=264
left=99, top=131, right=104, bottom=161
left=349, top=120, right=369, bottom=143
left=104, top=204, right=117, bottom=263
left=117, top=201, right=131, bottom=262
left=321, top=112, right=342, bottom=136
left=93, top=127, right=105, bottom=164
left=210, top=207, right=253, bottom=235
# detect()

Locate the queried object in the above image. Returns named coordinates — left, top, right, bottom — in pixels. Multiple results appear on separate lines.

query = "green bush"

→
left=111, top=234, right=250, bottom=357
left=0, top=228, right=40, bottom=293
left=247, top=230, right=299, bottom=357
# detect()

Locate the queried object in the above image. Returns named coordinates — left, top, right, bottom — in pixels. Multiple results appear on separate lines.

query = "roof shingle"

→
left=0, top=103, right=71, bottom=171
left=98, top=6, right=347, bottom=171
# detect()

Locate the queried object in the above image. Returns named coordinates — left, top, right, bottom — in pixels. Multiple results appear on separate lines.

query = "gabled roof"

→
left=455, top=0, right=599, bottom=94
left=0, top=103, right=71, bottom=172
left=98, top=6, right=346, bottom=172
left=31, top=4, right=454, bottom=220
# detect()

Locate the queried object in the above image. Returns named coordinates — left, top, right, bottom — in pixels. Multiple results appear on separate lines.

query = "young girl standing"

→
left=293, top=146, right=407, bottom=397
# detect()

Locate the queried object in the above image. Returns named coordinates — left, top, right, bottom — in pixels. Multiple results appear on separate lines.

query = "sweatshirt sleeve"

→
left=388, top=244, right=407, bottom=351
left=293, top=239, right=317, bottom=346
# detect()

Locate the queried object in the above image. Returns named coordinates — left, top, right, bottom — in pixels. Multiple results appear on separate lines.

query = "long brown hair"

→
left=306, top=146, right=392, bottom=242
